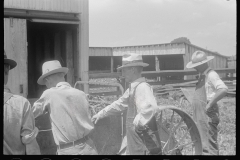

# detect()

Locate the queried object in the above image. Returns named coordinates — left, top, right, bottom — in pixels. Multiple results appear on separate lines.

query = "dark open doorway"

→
left=158, top=54, right=184, bottom=80
left=27, top=21, right=78, bottom=99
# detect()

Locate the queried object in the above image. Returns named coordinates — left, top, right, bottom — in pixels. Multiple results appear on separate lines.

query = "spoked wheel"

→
left=156, top=105, right=202, bottom=155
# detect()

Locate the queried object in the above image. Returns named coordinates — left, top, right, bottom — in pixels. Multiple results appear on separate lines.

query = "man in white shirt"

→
left=186, top=50, right=228, bottom=155
left=92, top=53, right=162, bottom=155
left=32, top=60, right=98, bottom=155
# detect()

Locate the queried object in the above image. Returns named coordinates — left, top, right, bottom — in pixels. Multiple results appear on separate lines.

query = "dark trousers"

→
left=205, top=103, right=220, bottom=155
left=136, top=116, right=162, bottom=155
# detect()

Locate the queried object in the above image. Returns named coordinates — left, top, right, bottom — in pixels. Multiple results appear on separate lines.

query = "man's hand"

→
left=91, top=113, right=101, bottom=124
left=206, top=103, right=214, bottom=114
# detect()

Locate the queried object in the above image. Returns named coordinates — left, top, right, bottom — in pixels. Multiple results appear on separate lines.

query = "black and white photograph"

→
left=4, top=0, right=236, bottom=156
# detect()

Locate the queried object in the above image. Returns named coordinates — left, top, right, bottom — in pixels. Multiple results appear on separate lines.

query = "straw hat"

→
left=37, top=60, right=68, bottom=85
left=117, top=53, right=149, bottom=70
left=186, top=50, right=214, bottom=69
left=4, top=50, right=17, bottom=70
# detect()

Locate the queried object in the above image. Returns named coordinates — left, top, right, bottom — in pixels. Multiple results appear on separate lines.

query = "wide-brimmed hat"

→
left=117, top=53, right=149, bottom=70
left=4, top=50, right=17, bottom=70
left=186, top=50, right=214, bottom=69
left=37, top=60, right=68, bottom=85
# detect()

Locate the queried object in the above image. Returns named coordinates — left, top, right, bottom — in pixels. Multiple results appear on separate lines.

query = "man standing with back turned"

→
left=92, top=53, right=162, bottom=155
left=32, top=60, right=98, bottom=155
left=4, top=50, right=40, bottom=155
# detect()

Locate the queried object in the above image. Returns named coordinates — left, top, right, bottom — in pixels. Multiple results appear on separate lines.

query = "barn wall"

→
left=4, top=0, right=82, bottom=13
left=184, top=43, right=228, bottom=80
left=4, top=18, right=28, bottom=97
left=89, top=47, right=112, bottom=56
left=112, top=43, right=185, bottom=56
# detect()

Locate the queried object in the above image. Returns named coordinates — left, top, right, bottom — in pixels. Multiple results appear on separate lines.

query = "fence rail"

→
left=87, top=68, right=236, bottom=97
left=89, top=68, right=236, bottom=79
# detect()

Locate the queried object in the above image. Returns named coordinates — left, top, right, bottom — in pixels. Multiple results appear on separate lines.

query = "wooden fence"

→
left=87, top=68, right=236, bottom=97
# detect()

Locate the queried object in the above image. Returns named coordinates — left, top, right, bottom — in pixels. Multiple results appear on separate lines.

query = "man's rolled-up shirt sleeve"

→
left=133, top=83, right=158, bottom=128
left=98, top=89, right=129, bottom=118
left=32, top=91, right=50, bottom=118
left=21, top=100, right=39, bottom=144
left=208, top=71, right=228, bottom=90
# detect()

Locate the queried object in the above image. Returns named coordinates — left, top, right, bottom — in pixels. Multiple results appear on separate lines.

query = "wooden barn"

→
left=4, top=0, right=124, bottom=155
left=89, top=42, right=229, bottom=80
left=4, top=0, right=89, bottom=99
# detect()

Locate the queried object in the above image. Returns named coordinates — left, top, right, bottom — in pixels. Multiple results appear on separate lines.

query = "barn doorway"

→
left=142, top=55, right=155, bottom=71
left=27, top=21, right=78, bottom=99
left=158, top=54, right=184, bottom=80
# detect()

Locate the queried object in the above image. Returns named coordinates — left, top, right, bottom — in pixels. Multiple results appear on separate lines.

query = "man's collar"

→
left=56, top=82, right=71, bottom=88
left=129, top=77, right=145, bottom=88
left=131, top=77, right=145, bottom=84
left=203, top=67, right=212, bottom=76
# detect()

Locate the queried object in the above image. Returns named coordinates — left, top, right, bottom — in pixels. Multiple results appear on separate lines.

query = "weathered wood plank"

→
left=89, top=68, right=235, bottom=79
left=73, top=29, right=79, bottom=83
left=54, top=32, right=61, bottom=61
left=78, top=0, right=89, bottom=93
left=89, top=90, right=122, bottom=96
left=4, top=18, right=28, bottom=97
left=44, top=33, right=51, bottom=60
left=4, top=0, right=81, bottom=13
left=65, top=30, right=74, bottom=86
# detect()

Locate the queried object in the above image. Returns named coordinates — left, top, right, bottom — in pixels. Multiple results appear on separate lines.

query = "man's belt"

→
left=57, top=135, right=89, bottom=150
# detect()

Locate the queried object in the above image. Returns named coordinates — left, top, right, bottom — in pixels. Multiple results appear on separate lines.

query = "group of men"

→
left=4, top=49, right=228, bottom=155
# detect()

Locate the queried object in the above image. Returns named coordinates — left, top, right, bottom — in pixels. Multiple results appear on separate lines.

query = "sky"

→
left=89, top=0, right=236, bottom=57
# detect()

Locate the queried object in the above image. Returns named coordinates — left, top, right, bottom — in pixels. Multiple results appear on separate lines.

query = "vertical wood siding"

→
left=89, top=47, right=112, bottom=56
left=4, top=0, right=82, bottom=13
left=4, top=18, right=28, bottom=97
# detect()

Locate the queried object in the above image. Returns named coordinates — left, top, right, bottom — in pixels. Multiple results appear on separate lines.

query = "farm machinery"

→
left=74, top=81, right=203, bottom=155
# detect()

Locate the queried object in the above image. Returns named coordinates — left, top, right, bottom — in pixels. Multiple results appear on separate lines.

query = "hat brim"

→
left=4, top=59, right=17, bottom=70
left=37, top=67, right=69, bottom=85
left=186, top=56, right=214, bottom=69
left=117, top=62, right=149, bottom=70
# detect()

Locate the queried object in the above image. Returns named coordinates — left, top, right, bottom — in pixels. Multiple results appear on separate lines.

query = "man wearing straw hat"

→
left=4, top=50, right=40, bottom=155
left=92, top=53, right=162, bottom=155
left=32, top=60, right=98, bottom=155
left=184, top=50, right=228, bottom=155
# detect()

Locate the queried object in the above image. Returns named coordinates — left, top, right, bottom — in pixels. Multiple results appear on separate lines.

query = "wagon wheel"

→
left=156, top=105, right=202, bottom=155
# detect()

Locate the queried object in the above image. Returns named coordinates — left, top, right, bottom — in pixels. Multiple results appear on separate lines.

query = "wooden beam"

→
left=89, top=90, right=122, bottom=96
left=78, top=0, right=89, bottom=93
left=54, top=32, right=61, bottom=61
left=89, top=68, right=236, bottom=79
left=44, top=34, right=51, bottom=60
left=65, top=30, right=74, bottom=86
left=155, top=55, right=160, bottom=71
left=111, top=56, right=114, bottom=73
left=73, top=29, right=79, bottom=83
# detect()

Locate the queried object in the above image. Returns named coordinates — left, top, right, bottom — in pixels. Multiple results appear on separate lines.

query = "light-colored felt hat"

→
left=186, top=50, right=214, bottom=69
left=37, top=60, right=68, bottom=85
left=117, top=53, right=149, bottom=70
left=4, top=50, right=17, bottom=70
